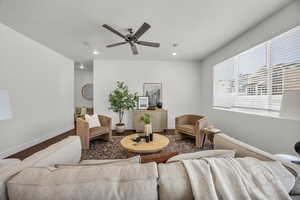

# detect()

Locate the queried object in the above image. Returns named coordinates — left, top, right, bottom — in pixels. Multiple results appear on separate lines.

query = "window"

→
left=213, top=26, right=300, bottom=117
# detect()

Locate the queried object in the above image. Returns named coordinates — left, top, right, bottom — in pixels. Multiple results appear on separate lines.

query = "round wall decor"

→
left=82, top=83, right=93, bottom=101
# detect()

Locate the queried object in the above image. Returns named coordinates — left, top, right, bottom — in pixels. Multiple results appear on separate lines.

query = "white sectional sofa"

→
left=1, top=134, right=300, bottom=200
left=0, top=136, right=81, bottom=200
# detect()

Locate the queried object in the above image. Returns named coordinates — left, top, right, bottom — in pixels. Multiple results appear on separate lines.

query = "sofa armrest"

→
left=23, top=136, right=82, bottom=167
left=214, top=133, right=277, bottom=161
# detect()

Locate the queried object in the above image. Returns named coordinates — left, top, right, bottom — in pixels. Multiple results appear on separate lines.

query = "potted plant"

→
left=140, top=113, right=152, bottom=141
left=109, top=81, right=138, bottom=133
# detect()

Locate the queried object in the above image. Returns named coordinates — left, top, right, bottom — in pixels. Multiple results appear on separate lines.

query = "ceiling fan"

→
left=102, top=22, right=160, bottom=55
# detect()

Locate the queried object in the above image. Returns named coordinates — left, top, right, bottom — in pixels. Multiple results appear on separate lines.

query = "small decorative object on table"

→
left=137, top=96, right=149, bottom=110
left=132, top=137, right=141, bottom=143
left=157, top=102, right=163, bottom=109
left=140, top=113, right=153, bottom=142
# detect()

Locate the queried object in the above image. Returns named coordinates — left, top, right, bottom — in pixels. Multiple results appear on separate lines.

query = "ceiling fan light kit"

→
left=102, top=22, right=160, bottom=55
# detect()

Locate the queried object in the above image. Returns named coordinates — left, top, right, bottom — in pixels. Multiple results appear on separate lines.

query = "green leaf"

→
left=108, top=81, right=138, bottom=123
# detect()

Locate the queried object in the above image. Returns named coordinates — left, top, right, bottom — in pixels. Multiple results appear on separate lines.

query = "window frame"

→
left=213, top=25, right=300, bottom=118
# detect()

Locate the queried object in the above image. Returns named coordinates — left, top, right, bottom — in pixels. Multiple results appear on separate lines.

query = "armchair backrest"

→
left=176, top=114, right=206, bottom=127
left=80, top=114, right=112, bottom=129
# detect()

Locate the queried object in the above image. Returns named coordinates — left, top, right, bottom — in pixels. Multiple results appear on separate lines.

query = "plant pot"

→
left=116, top=123, right=125, bottom=133
left=144, top=124, right=152, bottom=136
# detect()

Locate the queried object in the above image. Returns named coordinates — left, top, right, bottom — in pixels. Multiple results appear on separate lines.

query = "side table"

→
left=201, top=128, right=221, bottom=149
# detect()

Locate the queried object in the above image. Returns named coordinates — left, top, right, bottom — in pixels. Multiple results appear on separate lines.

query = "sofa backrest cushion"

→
left=57, top=156, right=141, bottom=167
left=23, top=136, right=81, bottom=167
left=158, top=159, right=295, bottom=200
left=158, top=162, right=193, bottom=200
left=7, top=162, right=158, bottom=200
left=214, top=133, right=300, bottom=195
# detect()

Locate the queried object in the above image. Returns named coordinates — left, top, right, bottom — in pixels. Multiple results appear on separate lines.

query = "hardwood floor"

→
left=7, top=129, right=75, bottom=160
left=7, top=129, right=175, bottom=160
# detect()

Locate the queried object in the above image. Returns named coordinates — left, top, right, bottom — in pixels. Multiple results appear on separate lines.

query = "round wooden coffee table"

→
left=120, top=133, right=169, bottom=157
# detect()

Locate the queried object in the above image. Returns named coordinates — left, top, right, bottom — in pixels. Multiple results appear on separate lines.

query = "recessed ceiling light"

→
left=172, top=52, right=177, bottom=56
left=93, top=50, right=99, bottom=55
left=79, top=65, right=84, bottom=69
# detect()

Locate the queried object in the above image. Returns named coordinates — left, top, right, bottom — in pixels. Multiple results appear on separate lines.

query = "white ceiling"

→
left=0, top=0, right=294, bottom=62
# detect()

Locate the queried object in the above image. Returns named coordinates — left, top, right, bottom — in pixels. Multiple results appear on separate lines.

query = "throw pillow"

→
left=166, top=149, right=236, bottom=163
left=55, top=156, right=141, bottom=168
left=85, top=114, right=101, bottom=128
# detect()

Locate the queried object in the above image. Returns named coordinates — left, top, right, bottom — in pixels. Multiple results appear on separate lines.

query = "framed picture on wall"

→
left=143, top=83, right=162, bottom=107
left=137, top=96, right=149, bottom=110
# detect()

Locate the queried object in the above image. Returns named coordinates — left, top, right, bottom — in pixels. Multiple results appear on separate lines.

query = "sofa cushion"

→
left=90, top=126, right=109, bottom=137
left=158, top=159, right=295, bottom=200
left=0, top=158, right=22, bottom=199
left=158, top=162, right=193, bottom=200
left=263, top=160, right=296, bottom=193
left=214, top=133, right=300, bottom=195
left=7, top=162, right=158, bottom=200
left=23, top=136, right=81, bottom=167
left=0, top=163, right=29, bottom=200
left=56, top=156, right=141, bottom=167
left=166, top=150, right=236, bottom=163
left=283, top=162, right=300, bottom=195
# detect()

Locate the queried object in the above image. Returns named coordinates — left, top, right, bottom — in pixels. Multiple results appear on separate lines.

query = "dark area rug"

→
left=81, top=135, right=211, bottom=160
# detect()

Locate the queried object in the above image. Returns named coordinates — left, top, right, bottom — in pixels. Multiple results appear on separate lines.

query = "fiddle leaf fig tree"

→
left=109, top=81, right=138, bottom=125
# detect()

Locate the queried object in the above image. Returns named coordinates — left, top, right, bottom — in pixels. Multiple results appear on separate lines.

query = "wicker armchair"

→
left=175, top=114, right=208, bottom=147
left=76, top=115, right=112, bottom=150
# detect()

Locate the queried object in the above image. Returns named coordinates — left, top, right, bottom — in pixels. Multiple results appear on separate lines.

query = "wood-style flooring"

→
left=7, top=129, right=174, bottom=160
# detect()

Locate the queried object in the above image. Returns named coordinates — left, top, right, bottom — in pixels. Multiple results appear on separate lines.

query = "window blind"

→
left=213, top=26, right=300, bottom=114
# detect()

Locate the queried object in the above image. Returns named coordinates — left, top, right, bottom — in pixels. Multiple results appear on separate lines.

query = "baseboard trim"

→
left=0, top=124, right=74, bottom=159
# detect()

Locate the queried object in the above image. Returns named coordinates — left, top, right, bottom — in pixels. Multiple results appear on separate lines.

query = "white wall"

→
left=200, top=1, right=300, bottom=155
left=94, top=60, right=201, bottom=129
left=74, top=66, right=93, bottom=108
left=0, top=22, right=74, bottom=158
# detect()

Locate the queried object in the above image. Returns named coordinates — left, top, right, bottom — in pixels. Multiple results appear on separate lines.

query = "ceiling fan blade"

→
left=136, top=41, right=160, bottom=48
left=106, top=42, right=128, bottom=48
left=102, top=24, right=126, bottom=39
left=133, top=23, right=151, bottom=40
left=129, top=42, right=138, bottom=55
